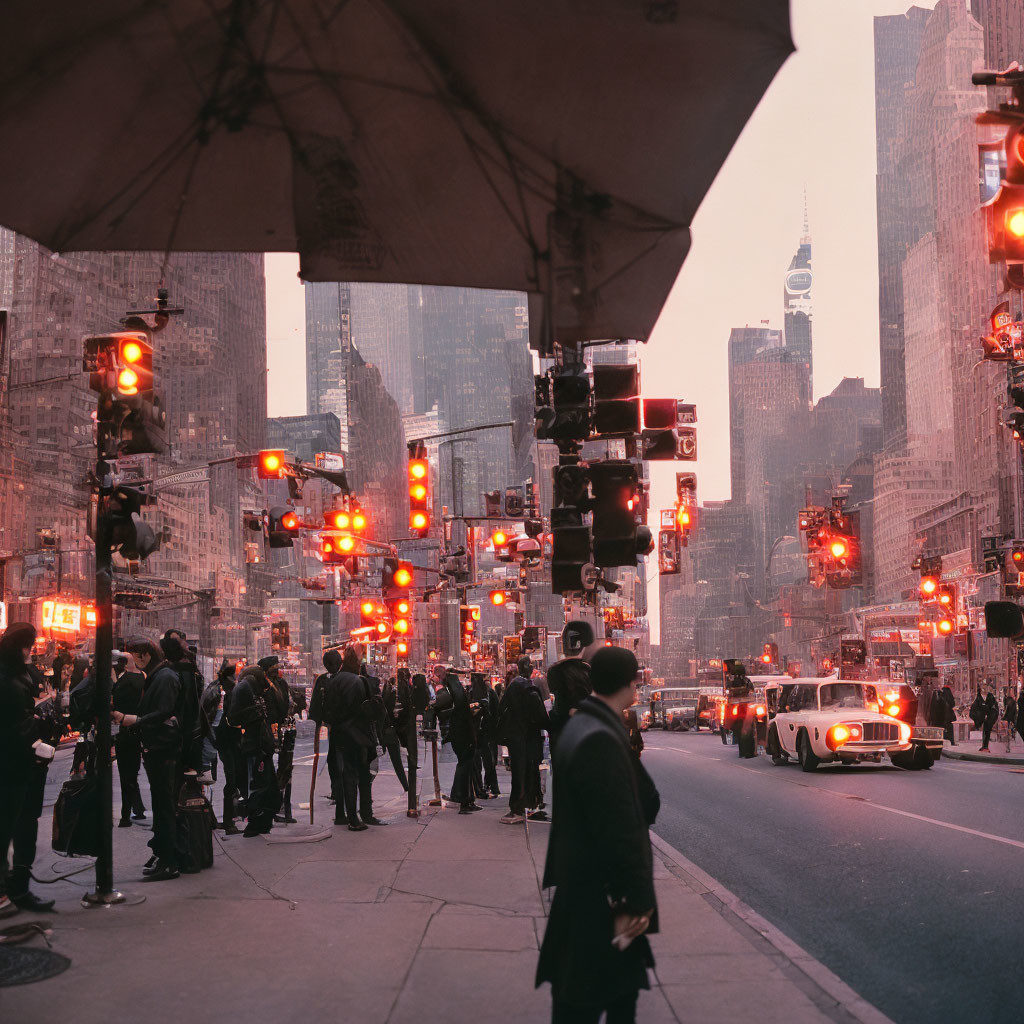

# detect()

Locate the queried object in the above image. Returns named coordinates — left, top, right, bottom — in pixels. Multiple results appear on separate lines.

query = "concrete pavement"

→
left=3, top=737, right=879, bottom=1023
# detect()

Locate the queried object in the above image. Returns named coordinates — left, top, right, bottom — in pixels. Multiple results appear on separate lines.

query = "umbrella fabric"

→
left=0, top=0, right=792, bottom=342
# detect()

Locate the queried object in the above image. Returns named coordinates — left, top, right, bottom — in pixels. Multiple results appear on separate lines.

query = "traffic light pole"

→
left=83, top=419, right=131, bottom=907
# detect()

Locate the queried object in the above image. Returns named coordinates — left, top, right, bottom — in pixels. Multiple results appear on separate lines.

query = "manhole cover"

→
left=0, top=947, right=71, bottom=987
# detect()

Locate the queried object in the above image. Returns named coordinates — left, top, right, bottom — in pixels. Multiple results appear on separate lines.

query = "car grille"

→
left=859, top=721, right=899, bottom=744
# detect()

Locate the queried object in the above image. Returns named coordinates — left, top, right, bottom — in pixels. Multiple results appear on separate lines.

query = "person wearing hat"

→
left=1, top=623, right=57, bottom=913
left=546, top=620, right=596, bottom=758
left=226, top=666, right=282, bottom=837
left=536, top=647, right=659, bottom=1024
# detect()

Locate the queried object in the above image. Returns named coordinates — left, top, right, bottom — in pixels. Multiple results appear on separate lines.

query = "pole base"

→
left=81, top=889, right=146, bottom=908
left=427, top=798, right=446, bottom=807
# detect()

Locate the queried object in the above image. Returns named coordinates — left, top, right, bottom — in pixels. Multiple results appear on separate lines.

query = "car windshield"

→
left=818, top=683, right=866, bottom=709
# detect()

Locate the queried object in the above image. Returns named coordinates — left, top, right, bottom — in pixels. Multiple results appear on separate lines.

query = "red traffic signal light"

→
left=919, top=575, right=939, bottom=599
left=937, top=616, right=954, bottom=635
left=351, top=508, right=368, bottom=532
left=1012, top=544, right=1024, bottom=565
left=491, top=529, right=509, bottom=548
left=408, top=441, right=430, bottom=537
left=116, top=333, right=152, bottom=398
left=394, top=564, right=413, bottom=588
left=490, top=589, right=507, bottom=606
left=325, top=509, right=351, bottom=531
left=281, top=510, right=299, bottom=531
left=396, top=639, right=409, bottom=656
left=258, top=450, right=286, bottom=479
left=829, top=538, right=848, bottom=560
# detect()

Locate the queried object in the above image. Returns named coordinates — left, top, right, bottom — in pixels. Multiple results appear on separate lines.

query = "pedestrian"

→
left=969, top=689, right=984, bottom=735
left=309, top=650, right=344, bottom=813
left=211, top=660, right=244, bottom=833
left=331, top=645, right=386, bottom=831
left=388, top=667, right=420, bottom=817
left=940, top=682, right=957, bottom=745
left=381, top=671, right=413, bottom=796
left=470, top=672, right=500, bottom=799
left=546, top=621, right=594, bottom=757
left=112, top=651, right=147, bottom=826
left=116, top=637, right=182, bottom=882
left=227, top=666, right=281, bottom=837
left=432, top=664, right=479, bottom=814
left=260, top=656, right=300, bottom=824
left=1003, top=688, right=1017, bottom=752
left=536, top=647, right=658, bottom=1024
left=0, top=623, right=59, bottom=914
left=624, top=706, right=644, bottom=760
left=980, top=688, right=999, bottom=752
left=161, top=632, right=204, bottom=778
left=498, top=656, right=549, bottom=825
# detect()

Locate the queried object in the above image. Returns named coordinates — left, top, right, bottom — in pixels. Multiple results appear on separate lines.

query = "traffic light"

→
left=919, top=575, right=940, bottom=600
left=551, top=507, right=591, bottom=595
left=936, top=615, right=955, bottom=636
left=460, top=604, right=480, bottom=653
left=490, top=589, right=508, bottom=606
left=408, top=441, right=430, bottom=537
left=389, top=597, right=413, bottom=638
left=350, top=508, right=368, bottom=532
left=270, top=620, right=290, bottom=651
left=325, top=508, right=352, bottom=531
left=396, top=639, right=410, bottom=657
left=1011, top=543, right=1024, bottom=568
left=267, top=506, right=299, bottom=548
left=108, top=485, right=161, bottom=561
left=676, top=473, right=697, bottom=501
left=935, top=583, right=956, bottom=609
left=257, top=450, right=287, bottom=479
left=320, top=536, right=349, bottom=564
left=589, top=460, right=653, bottom=567
left=982, top=114, right=1024, bottom=285
left=382, top=558, right=413, bottom=595
left=761, top=642, right=779, bottom=666
left=640, top=397, right=678, bottom=459
left=360, top=599, right=377, bottom=629
left=658, top=528, right=681, bottom=575
left=592, top=365, right=640, bottom=438
left=544, top=362, right=592, bottom=442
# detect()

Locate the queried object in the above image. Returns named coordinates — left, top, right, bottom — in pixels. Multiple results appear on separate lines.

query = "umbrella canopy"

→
left=0, top=0, right=792, bottom=344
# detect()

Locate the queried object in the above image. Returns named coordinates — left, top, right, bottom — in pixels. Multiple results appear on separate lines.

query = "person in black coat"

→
left=226, top=666, right=281, bottom=837
left=1, top=622, right=58, bottom=913
left=546, top=620, right=595, bottom=757
left=115, top=638, right=183, bottom=881
left=380, top=673, right=411, bottom=795
left=498, top=657, right=549, bottom=824
left=980, top=688, right=999, bottom=752
left=536, top=647, right=658, bottom=1023
left=161, top=632, right=204, bottom=777
left=432, top=665, right=478, bottom=814
left=393, top=667, right=420, bottom=816
left=328, top=646, right=384, bottom=830
left=939, top=684, right=957, bottom=745
left=470, top=672, right=500, bottom=799
left=310, top=649, right=343, bottom=812
left=112, top=652, right=147, bottom=825
left=211, top=660, right=244, bottom=833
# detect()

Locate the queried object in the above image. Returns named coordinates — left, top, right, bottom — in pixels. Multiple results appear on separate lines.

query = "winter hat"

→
left=257, top=655, right=280, bottom=672
left=323, top=650, right=342, bottom=673
left=0, top=622, right=36, bottom=657
left=589, top=647, right=639, bottom=696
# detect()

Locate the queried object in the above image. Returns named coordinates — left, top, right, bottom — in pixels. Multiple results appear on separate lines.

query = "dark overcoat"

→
left=536, top=697, right=658, bottom=1005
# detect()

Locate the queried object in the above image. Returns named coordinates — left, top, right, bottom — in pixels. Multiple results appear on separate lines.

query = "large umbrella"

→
left=0, top=0, right=792, bottom=344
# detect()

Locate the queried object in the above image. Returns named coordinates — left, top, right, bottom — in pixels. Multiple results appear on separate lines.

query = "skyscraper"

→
left=782, top=204, right=813, bottom=389
left=874, top=6, right=932, bottom=452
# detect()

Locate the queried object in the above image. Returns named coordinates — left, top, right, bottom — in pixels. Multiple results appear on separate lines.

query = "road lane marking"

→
left=647, top=745, right=1024, bottom=850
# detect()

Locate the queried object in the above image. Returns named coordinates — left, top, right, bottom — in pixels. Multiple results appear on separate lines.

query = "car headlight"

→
left=898, top=721, right=911, bottom=744
left=826, top=723, right=862, bottom=751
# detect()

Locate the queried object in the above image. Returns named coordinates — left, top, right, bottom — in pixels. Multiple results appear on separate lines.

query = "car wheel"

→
left=890, top=750, right=918, bottom=770
left=767, top=726, right=788, bottom=765
left=797, top=731, right=819, bottom=772
left=912, top=744, right=935, bottom=770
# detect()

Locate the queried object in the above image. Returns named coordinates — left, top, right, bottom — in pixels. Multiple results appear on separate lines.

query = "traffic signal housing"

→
left=271, top=620, right=291, bottom=651
left=592, top=365, right=639, bottom=438
left=408, top=441, right=430, bottom=537
left=108, top=485, right=161, bottom=561
left=258, top=450, right=287, bottom=479
left=382, top=557, right=413, bottom=596
left=589, top=460, right=653, bottom=567
left=460, top=604, right=480, bottom=653
left=389, top=597, right=413, bottom=638
left=268, top=506, right=299, bottom=548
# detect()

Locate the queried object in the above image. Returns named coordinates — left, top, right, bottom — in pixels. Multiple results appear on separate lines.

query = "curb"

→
left=649, top=831, right=895, bottom=1024
left=941, top=747, right=1024, bottom=766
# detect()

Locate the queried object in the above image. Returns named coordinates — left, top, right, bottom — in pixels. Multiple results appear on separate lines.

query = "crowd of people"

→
left=1, top=616, right=663, bottom=1021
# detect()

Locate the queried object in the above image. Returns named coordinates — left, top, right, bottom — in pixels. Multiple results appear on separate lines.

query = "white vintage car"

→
left=764, top=680, right=913, bottom=772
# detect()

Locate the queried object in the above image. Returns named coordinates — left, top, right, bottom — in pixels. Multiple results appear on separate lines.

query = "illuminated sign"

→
left=0, top=600, right=6, bottom=631
left=41, top=599, right=86, bottom=634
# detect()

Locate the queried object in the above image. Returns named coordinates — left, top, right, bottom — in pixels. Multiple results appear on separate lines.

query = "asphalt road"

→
left=643, top=729, right=1024, bottom=1024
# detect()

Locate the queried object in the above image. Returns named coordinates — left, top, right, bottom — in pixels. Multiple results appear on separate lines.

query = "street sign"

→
left=888, top=658, right=904, bottom=682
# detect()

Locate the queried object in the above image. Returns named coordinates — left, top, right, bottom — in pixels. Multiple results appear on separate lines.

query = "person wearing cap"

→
left=546, top=620, right=595, bottom=757
left=0, top=623, right=57, bottom=913
left=310, top=649, right=346, bottom=820
left=536, top=646, right=659, bottom=1024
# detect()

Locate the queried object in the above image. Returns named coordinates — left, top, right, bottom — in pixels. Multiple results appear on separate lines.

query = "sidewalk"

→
left=942, top=740, right=1024, bottom=765
left=3, top=742, right=881, bottom=1023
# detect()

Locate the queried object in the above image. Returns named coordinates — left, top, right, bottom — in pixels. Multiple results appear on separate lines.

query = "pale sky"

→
left=265, top=0, right=940, bottom=644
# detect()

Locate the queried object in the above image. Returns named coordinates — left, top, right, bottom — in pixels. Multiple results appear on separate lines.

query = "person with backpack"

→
left=227, top=666, right=281, bottom=837
left=330, top=646, right=386, bottom=831
left=112, top=651, right=147, bottom=826
left=546, top=621, right=595, bottom=758
left=161, top=632, right=205, bottom=779
left=115, top=637, right=183, bottom=882
left=498, top=657, right=549, bottom=825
